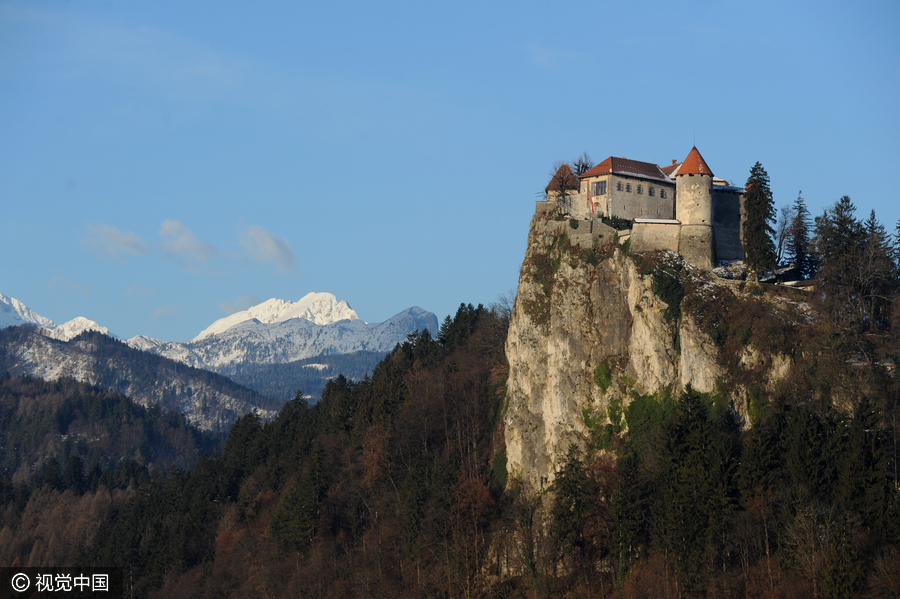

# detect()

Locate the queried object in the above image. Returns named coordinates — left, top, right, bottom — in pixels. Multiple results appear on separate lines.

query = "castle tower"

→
left=676, top=147, right=715, bottom=269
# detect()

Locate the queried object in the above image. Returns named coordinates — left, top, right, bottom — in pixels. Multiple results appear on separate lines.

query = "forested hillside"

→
left=227, top=350, right=387, bottom=401
left=0, top=375, right=220, bottom=568
left=0, top=327, right=280, bottom=432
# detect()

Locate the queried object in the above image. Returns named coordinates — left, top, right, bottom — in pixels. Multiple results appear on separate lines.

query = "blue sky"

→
left=2, top=0, right=898, bottom=342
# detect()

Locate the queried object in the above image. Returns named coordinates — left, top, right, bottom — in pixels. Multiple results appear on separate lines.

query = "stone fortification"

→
left=676, top=171, right=714, bottom=269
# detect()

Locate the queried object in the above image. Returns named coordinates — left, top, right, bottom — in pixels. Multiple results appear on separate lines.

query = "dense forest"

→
left=0, top=375, right=220, bottom=568
left=1, top=193, right=900, bottom=597
left=227, top=350, right=387, bottom=402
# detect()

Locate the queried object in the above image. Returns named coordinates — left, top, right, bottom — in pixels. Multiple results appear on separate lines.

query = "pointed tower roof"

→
left=545, top=163, right=580, bottom=192
left=677, top=147, right=713, bottom=176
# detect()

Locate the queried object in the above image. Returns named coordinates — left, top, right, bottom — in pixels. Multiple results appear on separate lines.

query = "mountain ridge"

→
left=128, top=306, right=439, bottom=376
left=0, top=325, right=279, bottom=433
left=192, top=292, right=360, bottom=341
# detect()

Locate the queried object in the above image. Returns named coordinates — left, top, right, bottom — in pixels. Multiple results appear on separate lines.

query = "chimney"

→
left=671, top=159, right=677, bottom=166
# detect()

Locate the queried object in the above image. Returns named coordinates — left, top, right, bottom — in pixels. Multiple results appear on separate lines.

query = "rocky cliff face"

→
left=504, top=206, right=796, bottom=490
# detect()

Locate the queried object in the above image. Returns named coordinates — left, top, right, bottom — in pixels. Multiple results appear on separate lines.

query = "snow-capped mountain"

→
left=0, top=293, right=112, bottom=341
left=44, top=316, right=112, bottom=341
left=193, top=292, right=359, bottom=341
left=1, top=291, right=438, bottom=411
left=129, top=305, right=438, bottom=376
left=0, top=293, right=56, bottom=330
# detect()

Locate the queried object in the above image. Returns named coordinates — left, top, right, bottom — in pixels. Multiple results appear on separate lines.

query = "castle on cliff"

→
left=545, top=147, right=745, bottom=269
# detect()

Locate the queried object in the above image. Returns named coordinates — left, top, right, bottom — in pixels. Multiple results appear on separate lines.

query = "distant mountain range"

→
left=128, top=305, right=437, bottom=373
left=126, top=297, right=437, bottom=401
left=0, top=293, right=110, bottom=341
left=0, top=292, right=439, bottom=424
left=0, top=326, right=278, bottom=433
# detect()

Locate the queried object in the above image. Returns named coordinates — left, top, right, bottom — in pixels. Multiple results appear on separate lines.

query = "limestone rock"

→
left=504, top=208, right=726, bottom=491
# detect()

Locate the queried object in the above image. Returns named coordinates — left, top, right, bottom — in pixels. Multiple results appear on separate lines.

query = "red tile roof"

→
left=677, top=147, right=713, bottom=176
left=545, top=163, right=580, bottom=192
left=660, top=160, right=681, bottom=177
left=579, top=156, right=672, bottom=183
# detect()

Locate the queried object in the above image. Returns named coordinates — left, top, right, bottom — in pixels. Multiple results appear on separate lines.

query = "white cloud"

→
left=151, top=304, right=179, bottom=322
left=45, top=277, right=91, bottom=297
left=81, top=223, right=150, bottom=263
left=239, top=225, right=296, bottom=273
left=219, top=294, right=263, bottom=315
left=159, top=219, right=217, bottom=270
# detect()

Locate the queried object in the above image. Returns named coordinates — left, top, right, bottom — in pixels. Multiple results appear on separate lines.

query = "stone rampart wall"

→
left=631, top=222, right=681, bottom=253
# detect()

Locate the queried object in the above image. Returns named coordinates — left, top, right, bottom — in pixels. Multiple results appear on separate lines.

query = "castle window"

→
left=626, top=183, right=632, bottom=193
left=593, top=181, right=606, bottom=196
left=660, top=189, right=667, bottom=199
left=616, top=182, right=623, bottom=192
left=637, top=185, right=643, bottom=195
left=649, top=186, right=655, bottom=197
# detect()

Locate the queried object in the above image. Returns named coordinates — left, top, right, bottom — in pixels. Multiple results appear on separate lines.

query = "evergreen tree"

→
left=551, top=445, right=594, bottom=590
left=839, top=397, right=896, bottom=539
left=612, top=452, right=649, bottom=581
left=268, top=474, right=320, bottom=552
left=860, top=211, right=897, bottom=330
left=742, top=162, right=777, bottom=278
left=786, top=191, right=815, bottom=279
left=654, top=387, right=734, bottom=592
left=821, top=511, right=862, bottom=599
left=813, top=196, right=865, bottom=327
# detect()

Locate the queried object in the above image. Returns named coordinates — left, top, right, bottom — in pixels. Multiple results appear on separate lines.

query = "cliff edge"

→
left=504, top=204, right=799, bottom=490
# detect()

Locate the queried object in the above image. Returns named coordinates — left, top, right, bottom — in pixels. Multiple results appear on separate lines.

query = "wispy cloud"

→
left=125, top=284, right=156, bottom=299
left=0, top=5, right=250, bottom=105
left=219, top=294, right=263, bottom=315
left=159, top=219, right=217, bottom=271
left=45, top=276, right=91, bottom=297
left=81, top=223, right=150, bottom=263
left=151, top=304, right=179, bottom=322
left=239, top=225, right=296, bottom=273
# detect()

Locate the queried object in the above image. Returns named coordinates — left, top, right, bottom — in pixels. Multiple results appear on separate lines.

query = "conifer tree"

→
left=654, top=387, right=734, bottom=592
left=813, top=196, right=866, bottom=327
left=742, top=162, right=777, bottom=278
left=860, top=211, right=897, bottom=330
left=786, top=192, right=815, bottom=279
left=821, top=511, right=862, bottom=599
